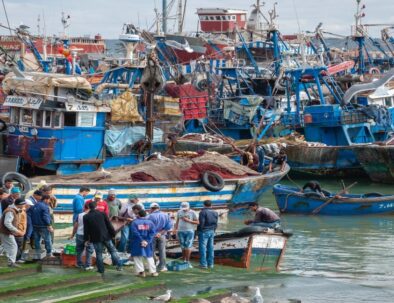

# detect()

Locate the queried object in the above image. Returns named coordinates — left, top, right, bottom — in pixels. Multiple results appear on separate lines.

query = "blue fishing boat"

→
left=272, top=184, right=394, bottom=215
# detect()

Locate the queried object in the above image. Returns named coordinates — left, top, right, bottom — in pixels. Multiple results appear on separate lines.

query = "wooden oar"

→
left=311, top=182, right=357, bottom=215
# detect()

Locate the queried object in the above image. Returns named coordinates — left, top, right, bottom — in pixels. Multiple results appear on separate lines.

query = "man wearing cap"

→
left=0, top=198, right=26, bottom=267
left=117, top=194, right=143, bottom=252
left=72, top=187, right=90, bottom=223
left=23, top=190, right=42, bottom=251
left=148, top=203, right=173, bottom=272
left=1, top=187, right=21, bottom=213
left=85, top=192, right=109, bottom=217
left=173, top=202, right=199, bottom=267
left=105, top=189, right=122, bottom=218
left=31, top=194, right=53, bottom=258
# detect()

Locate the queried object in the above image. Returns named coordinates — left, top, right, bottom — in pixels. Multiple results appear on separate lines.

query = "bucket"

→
left=304, top=114, right=313, bottom=124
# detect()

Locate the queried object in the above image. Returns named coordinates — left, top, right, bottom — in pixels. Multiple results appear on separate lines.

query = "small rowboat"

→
left=273, top=184, right=394, bottom=215
left=166, top=226, right=292, bottom=271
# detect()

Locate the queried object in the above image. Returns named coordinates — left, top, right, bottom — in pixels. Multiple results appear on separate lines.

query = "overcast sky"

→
left=1, top=0, right=393, bottom=38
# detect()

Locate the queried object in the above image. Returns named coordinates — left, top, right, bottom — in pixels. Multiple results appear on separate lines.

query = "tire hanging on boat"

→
left=1, top=172, right=32, bottom=195
left=0, top=119, right=6, bottom=132
left=201, top=171, right=225, bottom=192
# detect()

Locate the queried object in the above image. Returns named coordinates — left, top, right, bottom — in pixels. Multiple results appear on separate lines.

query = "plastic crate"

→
left=61, top=253, right=96, bottom=267
left=64, top=244, right=76, bottom=255
left=167, top=261, right=190, bottom=271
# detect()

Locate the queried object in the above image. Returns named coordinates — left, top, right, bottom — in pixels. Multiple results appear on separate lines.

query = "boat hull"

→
left=353, top=145, right=394, bottom=184
left=39, top=165, right=289, bottom=216
left=166, top=232, right=288, bottom=271
left=273, top=184, right=394, bottom=215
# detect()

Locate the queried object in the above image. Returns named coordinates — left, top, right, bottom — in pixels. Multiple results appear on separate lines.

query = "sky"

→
left=1, top=0, right=393, bottom=39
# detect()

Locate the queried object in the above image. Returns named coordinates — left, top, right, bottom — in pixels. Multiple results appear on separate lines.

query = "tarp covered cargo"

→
left=2, top=72, right=92, bottom=95
left=110, top=91, right=143, bottom=122
left=223, top=96, right=263, bottom=125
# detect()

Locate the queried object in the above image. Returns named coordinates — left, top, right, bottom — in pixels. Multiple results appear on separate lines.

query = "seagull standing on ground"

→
left=251, top=287, right=264, bottom=303
left=149, top=289, right=172, bottom=302
left=220, top=293, right=250, bottom=303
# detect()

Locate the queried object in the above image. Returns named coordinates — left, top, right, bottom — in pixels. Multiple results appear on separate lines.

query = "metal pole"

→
left=145, top=92, right=154, bottom=141
left=162, top=0, right=167, bottom=34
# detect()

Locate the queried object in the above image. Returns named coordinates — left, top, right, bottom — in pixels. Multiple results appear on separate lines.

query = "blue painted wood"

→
left=273, top=184, right=394, bottom=215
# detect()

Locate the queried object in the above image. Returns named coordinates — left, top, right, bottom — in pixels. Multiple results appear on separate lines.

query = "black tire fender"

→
left=1, top=172, right=32, bottom=195
left=201, top=171, right=225, bottom=192
left=0, top=119, right=6, bottom=132
left=363, top=192, right=383, bottom=198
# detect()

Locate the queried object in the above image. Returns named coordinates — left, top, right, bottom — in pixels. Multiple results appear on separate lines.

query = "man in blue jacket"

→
left=197, top=200, right=218, bottom=269
left=148, top=203, right=173, bottom=272
left=72, top=187, right=90, bottom=223
left=31, top=194, right=53, bottom=258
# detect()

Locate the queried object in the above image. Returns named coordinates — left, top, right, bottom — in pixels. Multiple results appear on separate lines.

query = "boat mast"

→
left=177, top=0, right=186, bottom=33
left=162, top=0, right=168, bottom=34
left=353, top=0, right=366, bottom=74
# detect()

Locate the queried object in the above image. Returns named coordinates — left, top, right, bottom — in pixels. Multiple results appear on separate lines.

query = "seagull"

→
left=99, top=167, right=112, bottom=179
left=251, top=287, right=263, bottom=303
left=220, top=293, right=250, bottom=303
left=149, top=290, right=172, bottom=302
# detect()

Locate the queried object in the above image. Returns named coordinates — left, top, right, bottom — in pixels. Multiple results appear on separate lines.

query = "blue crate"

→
left=166, top=261, right=190, bottom=271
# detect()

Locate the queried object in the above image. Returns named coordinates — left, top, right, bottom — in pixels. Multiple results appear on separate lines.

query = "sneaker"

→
left=16, top=259, right=25, bottom=264
left=8, top=263, right=21, bottom=268
left=137, top=272, right=146, bottom=278
left=151, top=272, right=159, bottom=277
left=159, top=267, right=168, bottom=272
left=187, top=262, right=193, bottom=269
left=46, top=253, right=54, bottom=258
left=85, top=266, right=95, bottom=271
left=123, top=260, right=133, bottom=266
left=116, top=265, right=123, bottom=272
left=198, top=265, right=208, bottom=270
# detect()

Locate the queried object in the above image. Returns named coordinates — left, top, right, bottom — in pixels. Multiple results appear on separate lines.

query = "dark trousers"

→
left=15, top=236, right=23, bottom=261
left=92, top=240, right=120, bottom=273
left=153, top=235, right=167, bottom=270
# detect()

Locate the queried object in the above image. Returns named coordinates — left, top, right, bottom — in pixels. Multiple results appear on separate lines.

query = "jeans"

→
left=76, top=234, right=94, bottom=267
left=118, top=225, right=129, bottom=253
left=198, top=229, right=215, bottom=268
left=251, top=220, right=281, bottom=229
left=92, top=240, right=121, bottom=273
left=15, top=236, right=23, bottom=261
left=153, top=234, right=167, bottom=270
left=34, top=227, right=52, bottom=256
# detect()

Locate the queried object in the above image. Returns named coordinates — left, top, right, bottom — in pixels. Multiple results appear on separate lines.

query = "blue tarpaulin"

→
left=104, top=126, right=163, bottom=155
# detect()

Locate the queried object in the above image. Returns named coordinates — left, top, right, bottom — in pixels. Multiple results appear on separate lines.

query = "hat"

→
left=94, top=192, right=103, bottom=199
left=14, top=198, right=26, bottom=206
left=180, top=202, right=190, bottom=209
left=108, top=189, right=116, bottom=195
left=11, top=187, right=21, bottom=194
left=25, top=199, right=34, bottom=206
left=150, top=202, right=160, bottom=209
left=128, top=194, right=138, bottom=201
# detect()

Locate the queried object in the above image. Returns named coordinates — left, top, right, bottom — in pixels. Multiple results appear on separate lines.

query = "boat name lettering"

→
left=4, top=96, right=43, bottom=109
left=379, top=203, right=394, bottom=209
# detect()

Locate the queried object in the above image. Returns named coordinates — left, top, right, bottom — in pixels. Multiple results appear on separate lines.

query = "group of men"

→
left=0, top=180, right=56, bottom=267
left=71, top=188, right=220, bottom=277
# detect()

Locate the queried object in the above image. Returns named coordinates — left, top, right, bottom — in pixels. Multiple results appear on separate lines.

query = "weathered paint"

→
left=273, top=184, right=394, bottom=215
left=353, top=145, right=394, bottom=184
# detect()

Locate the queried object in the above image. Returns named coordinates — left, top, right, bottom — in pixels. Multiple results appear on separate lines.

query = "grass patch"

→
left=172, top=289, right=229, bottom=303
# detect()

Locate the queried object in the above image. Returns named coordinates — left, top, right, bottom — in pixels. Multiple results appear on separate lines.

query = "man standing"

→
left=197, top=200, right=218, bottom=269
left=31, top=194, right=53, bottom=258
left=117, top=194, right=143, bottom=252
left=72, top=187, right=90, bottom=223
left=245, top=202, right=281, bottom=228
left=105, top=189, right=122, bottom=218
left=148, top=203, right=173, bottom=272
left=1, top=187, right=21, bottom=213
left=130, top=209, right=158, bottom=277
left=0, top=198, right=26, bottom=267
left=69, top=205, right=94, bottom=270
left=85, top=192, right=109, bottom=217
left=15, top=198, right=29, bottom=263
left=2, top=179, right=14, bottom=194
left=83, top=201, right=122, bottom=275
left=173, top=202, right=198, bottom=268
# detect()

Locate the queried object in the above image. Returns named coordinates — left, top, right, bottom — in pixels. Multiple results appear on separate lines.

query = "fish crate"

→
left=64, top=244, right=77, bottom=255
left=166, top=260, right=190, bottom=271
left=61, top=253, right=96, bottom=267
left=40, top=255, right=62, bottom=266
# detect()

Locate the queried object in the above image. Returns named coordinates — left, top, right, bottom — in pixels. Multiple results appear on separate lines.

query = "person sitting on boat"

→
left=228, top=141, right=265, bottom=173
left=268, top=149, right=287, bottom=173
left=84, top=192, right=109, bottom=217
left=245, top=202, right=281, bottom=229
left=301, top=181, right=325, bottom=197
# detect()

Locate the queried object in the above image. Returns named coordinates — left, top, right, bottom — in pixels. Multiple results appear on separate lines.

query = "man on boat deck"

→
left=269, top=150, right=287, bottom=173
left=72, top=187, right=90, bottom=223
left=173, top=202, right=199, bottom=267
left=245, top=202, right=281, bottom=229
left=301, top=181, right=325, bottom=197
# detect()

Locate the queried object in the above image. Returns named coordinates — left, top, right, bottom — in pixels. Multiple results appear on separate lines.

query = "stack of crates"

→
left=166, top=260, right=190, bottom=271
left=61, top=244, right=77, bottom=267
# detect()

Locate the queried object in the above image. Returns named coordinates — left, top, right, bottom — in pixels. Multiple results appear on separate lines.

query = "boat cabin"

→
left=197, top=8, right=247, bottom=33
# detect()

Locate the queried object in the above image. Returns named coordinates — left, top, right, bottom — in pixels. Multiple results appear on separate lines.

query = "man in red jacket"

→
left=85, top=192, right=109, bottom=217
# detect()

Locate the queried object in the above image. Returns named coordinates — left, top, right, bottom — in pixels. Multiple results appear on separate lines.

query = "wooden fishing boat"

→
left=273, top=184, right=394, bottom=215
left=166, top=226, right=292, bottom=271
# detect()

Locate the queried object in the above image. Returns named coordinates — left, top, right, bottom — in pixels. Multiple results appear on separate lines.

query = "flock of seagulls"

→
left=148, top=287, right=264, bottom=303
